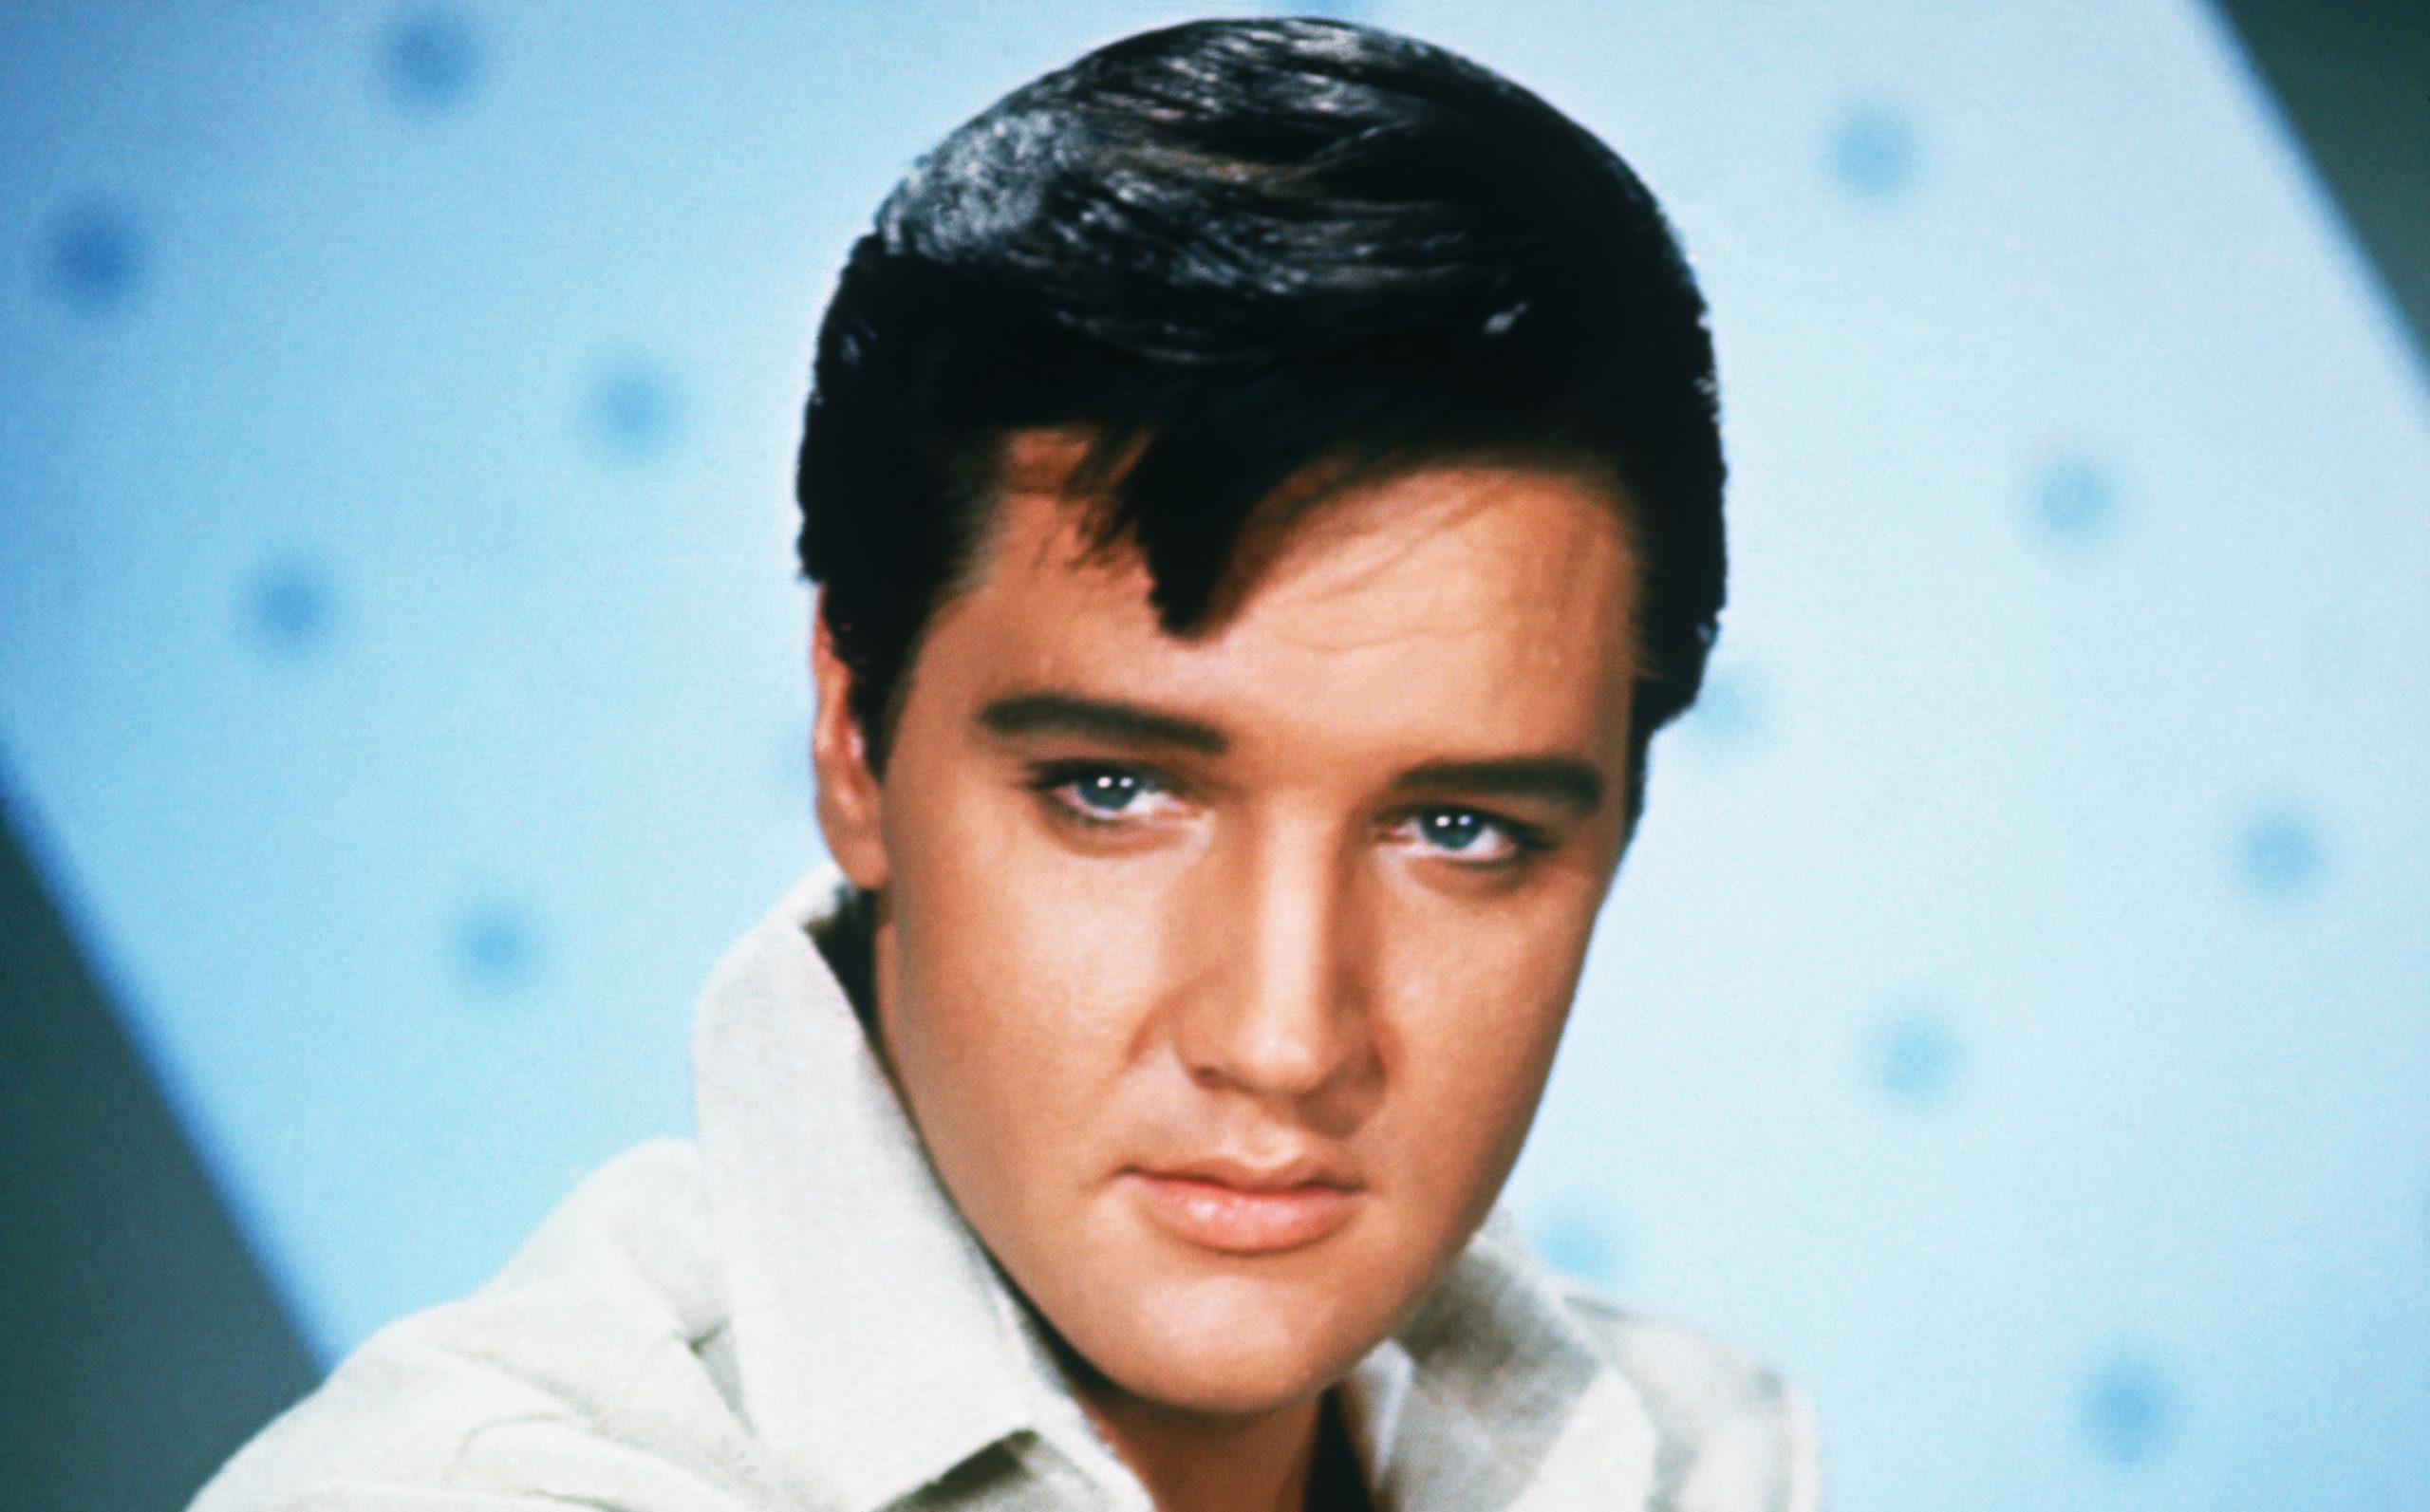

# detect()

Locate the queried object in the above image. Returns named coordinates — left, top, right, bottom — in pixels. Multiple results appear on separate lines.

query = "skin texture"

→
left=810, top=433, right=1643, bottom=1512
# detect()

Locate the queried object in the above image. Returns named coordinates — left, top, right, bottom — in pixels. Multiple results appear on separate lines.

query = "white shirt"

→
left=194, top=871, right=1821, bottom=1510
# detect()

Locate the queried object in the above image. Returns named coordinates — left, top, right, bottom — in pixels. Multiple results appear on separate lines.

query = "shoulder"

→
left=1550, top=1277, right=1822, bottom=1512
left=192, top=1139, right=780, bottom=1511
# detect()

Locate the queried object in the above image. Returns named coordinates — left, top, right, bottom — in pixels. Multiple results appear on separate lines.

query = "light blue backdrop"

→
left=4, top=3, right=2425, bottom=1507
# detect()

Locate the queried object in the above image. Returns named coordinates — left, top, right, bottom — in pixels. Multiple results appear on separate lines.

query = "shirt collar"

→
left=692, top=869, right=1659, bottom=1511
left=1354, top=1222, right=1660, bottom=1510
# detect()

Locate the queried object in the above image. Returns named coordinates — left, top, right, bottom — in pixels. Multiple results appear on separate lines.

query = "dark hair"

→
left=796, top=17, right=1724, bottom=829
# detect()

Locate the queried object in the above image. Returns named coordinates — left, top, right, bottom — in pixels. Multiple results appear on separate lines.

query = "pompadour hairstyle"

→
left=796, top=17, right=1724, bottom=828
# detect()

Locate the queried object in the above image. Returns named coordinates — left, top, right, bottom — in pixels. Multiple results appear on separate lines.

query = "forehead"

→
left=917, top=434, right=1643, bottom=761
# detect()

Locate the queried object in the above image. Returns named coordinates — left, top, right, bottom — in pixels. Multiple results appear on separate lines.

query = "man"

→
left=196, top=18, right=1817, bottom=1512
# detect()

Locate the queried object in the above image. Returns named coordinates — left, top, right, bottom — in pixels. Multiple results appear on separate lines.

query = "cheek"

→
left=1373, top=885, right=1594, bottom=1206
left=876, top=765, right=1177, bottom=1168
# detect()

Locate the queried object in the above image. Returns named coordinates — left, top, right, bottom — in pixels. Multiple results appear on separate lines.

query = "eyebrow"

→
left=977, top=691, right=1229, bottom=756
left=1391, top=757, right=1605, bottom=816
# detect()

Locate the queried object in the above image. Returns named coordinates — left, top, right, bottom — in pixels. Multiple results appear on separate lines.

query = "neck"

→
left=1080, top=1385, right=1328, bottom=1512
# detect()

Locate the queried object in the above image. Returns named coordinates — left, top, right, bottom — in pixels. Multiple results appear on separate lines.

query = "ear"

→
left=810, top=605, right=891, bottom=894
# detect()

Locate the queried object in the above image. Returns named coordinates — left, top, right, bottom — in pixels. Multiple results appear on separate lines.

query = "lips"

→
left=1124, top=1158, right=1363, bottom=1256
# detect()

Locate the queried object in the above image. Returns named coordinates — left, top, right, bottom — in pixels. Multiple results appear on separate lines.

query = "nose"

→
left=1172, top=820, right=1377, bottom=1109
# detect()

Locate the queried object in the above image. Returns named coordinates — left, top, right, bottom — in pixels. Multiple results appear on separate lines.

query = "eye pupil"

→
left=1077, top=773, right=1138, bottom=812
left=1426, top=811, right=1486, bottom=849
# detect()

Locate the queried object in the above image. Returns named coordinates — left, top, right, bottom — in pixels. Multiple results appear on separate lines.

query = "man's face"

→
left=813, top=434, right=1641, bottom=1416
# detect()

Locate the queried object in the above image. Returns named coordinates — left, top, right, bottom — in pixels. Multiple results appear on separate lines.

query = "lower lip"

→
left=1126, top=1172, right=1361, bottom=1255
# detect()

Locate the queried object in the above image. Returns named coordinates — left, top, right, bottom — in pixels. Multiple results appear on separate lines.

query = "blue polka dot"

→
left=2236, top=807, right=2323, bottom=900
left=1876, top=1011, right=1960, bottom=1107
left=47, top=202, right=146, bottom=312
left=246, top=559, right=336, bottom=655
left=1683, top=664, right=1766, bottom=753
left=383, top=8, right=480, bottom=112
left=2028, top=457, right=2117, bottom=544
left=456, top=900, right=541, bottom=990
left=1828, top=105, right=1918, bottom=199
left=589, top=362, right=680, bottom=458
left=1531, top=1211, right=1621, bottom=1286
left=2079, top=1353, right=2176, bottom=1464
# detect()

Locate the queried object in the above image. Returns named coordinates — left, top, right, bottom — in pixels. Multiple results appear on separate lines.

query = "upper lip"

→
left=1131, top=1151, right=1363, bottom=1192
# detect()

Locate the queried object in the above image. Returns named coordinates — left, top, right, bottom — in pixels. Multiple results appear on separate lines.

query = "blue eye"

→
left=1067, top=770, right=1149, bottom=814
left=1419, top=816, right=1486, bottom=855
left=1419, top=811, right=1492, bottom=851
left=1030, top=762, right=1178, bottom=828
left=1398, top=807, right=1538, bottom=865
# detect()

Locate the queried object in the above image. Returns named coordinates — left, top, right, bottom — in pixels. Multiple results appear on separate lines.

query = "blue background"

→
left=4, top=3, right=2426, bottom=1506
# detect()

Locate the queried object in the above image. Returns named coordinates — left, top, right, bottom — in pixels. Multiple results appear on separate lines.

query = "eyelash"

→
left=1026, top=761, right=1177, bottom=828
left=1023, top=761, right=1548, bottom=864
left=1393, top=809, right=1548, bottom=865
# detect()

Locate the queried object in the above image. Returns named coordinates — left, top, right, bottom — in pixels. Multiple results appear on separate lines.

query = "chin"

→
left=1070, top=1271, right=1379, bottom=1417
